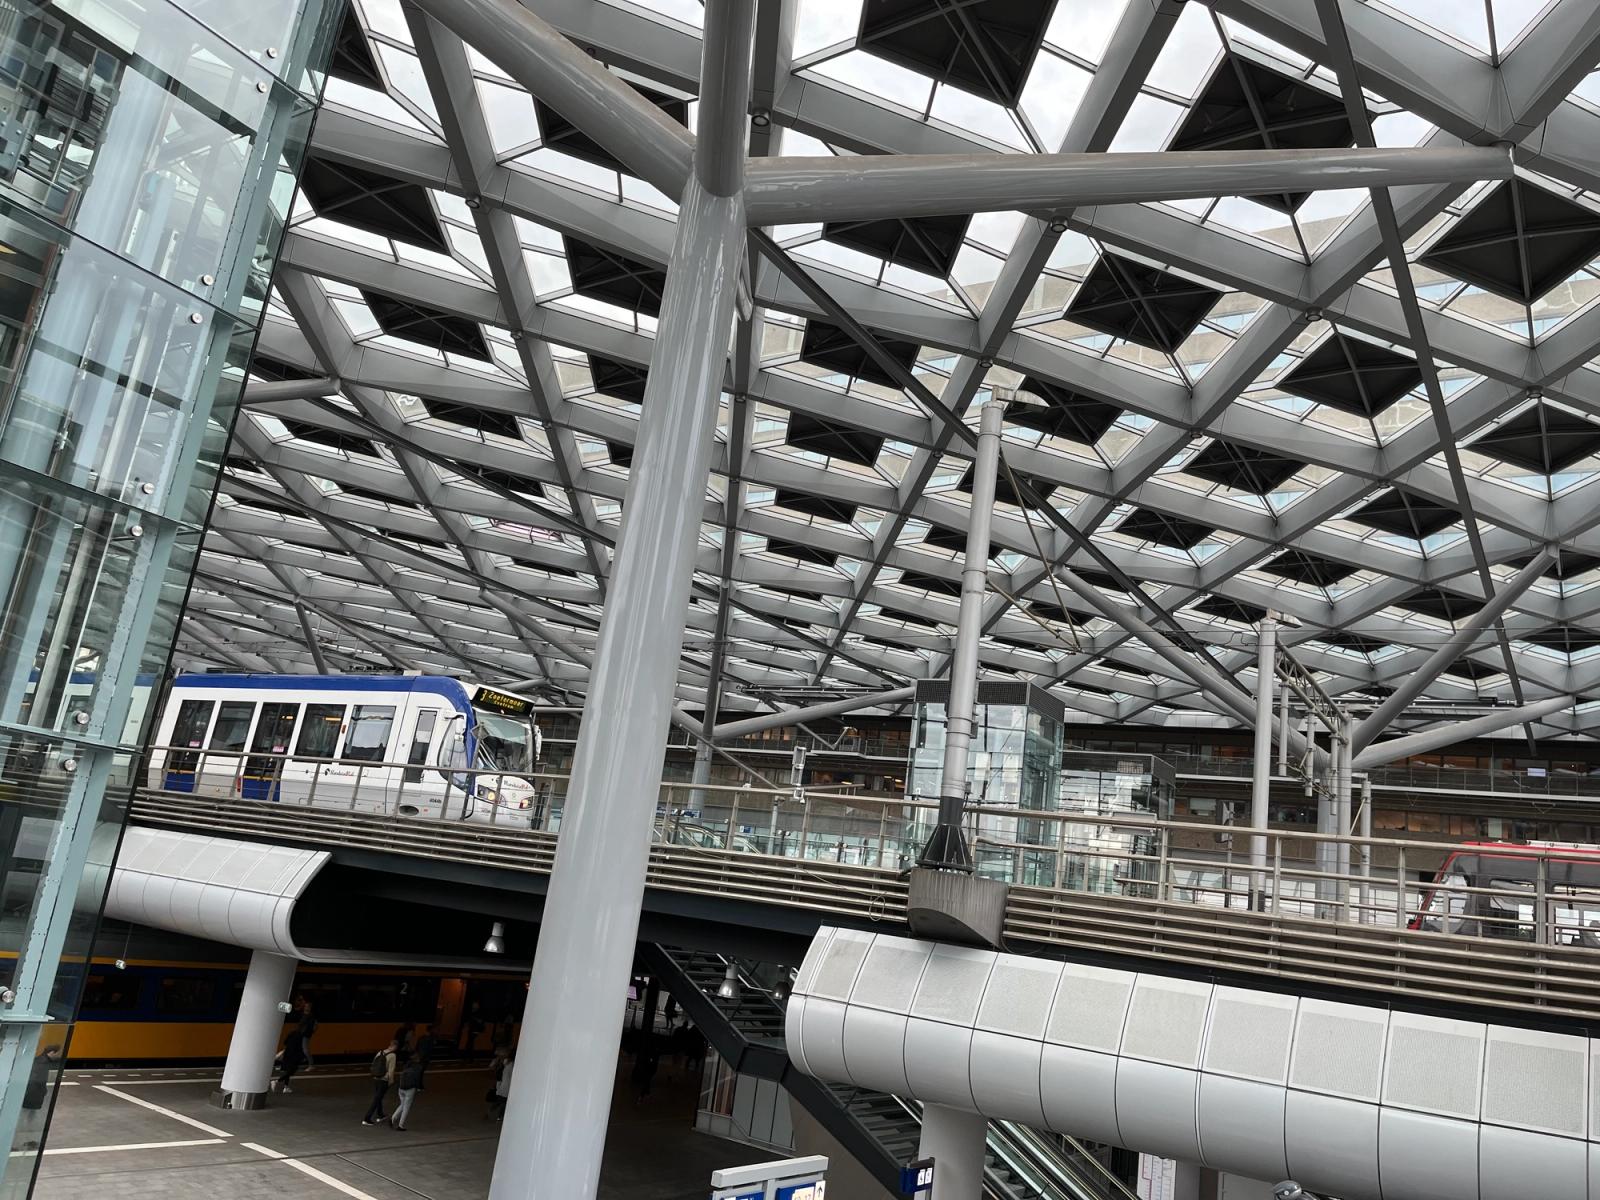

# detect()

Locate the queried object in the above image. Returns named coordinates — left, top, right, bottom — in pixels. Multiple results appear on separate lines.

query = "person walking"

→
left=389, top=1055, right=424, bottom=1130
left=413, top=1024, right=436, bottom=1088
left=18, top=1044, right=62, bottom=1151
left=273, top=997, right=316, bottom=1093
left=487, top=1050, right=513, bottom=1121
left=362, top=1040, right=398, bottom=1125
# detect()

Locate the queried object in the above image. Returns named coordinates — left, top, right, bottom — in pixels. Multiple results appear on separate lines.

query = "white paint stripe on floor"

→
left=102, top=1066, right=487, bottom=1085
left=241, top=1142, right=382, bottom=1200
left=92, top=1086, right=233, bottom=1138
left=8, top=1138, right=225, bottom=1158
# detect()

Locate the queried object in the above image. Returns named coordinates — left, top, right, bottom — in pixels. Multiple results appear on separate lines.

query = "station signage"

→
left=471, top=686, right=535, bottom=717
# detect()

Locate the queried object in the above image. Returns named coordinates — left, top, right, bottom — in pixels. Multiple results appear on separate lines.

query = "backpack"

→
left=370, top=1051, right=388, bottom=1080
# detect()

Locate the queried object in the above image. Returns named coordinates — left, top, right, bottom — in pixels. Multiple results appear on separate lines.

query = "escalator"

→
left=643, top=945, right=1139, bottom=1200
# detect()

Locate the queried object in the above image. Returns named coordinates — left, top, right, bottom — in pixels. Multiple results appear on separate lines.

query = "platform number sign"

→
left=901, top=1159, right=935, bottom=1196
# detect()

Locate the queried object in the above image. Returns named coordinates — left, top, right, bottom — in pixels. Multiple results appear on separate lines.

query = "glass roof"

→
left=190, top=0, right=1600, bottom=729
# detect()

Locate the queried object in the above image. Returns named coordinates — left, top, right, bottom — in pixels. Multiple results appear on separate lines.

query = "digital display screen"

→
left=472, top=686, right=534, bottom=717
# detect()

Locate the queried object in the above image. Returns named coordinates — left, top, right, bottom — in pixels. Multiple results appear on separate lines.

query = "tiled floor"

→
left=28, top=1058, right=765, bottom=1200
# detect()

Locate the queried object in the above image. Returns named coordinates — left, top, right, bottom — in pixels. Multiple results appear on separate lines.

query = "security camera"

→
left=276, top=1000, right=294, bottom=1014
left=1273, top=1184, right=1307, bottom=1200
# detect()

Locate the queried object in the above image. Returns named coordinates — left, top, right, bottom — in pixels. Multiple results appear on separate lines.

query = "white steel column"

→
left=1336, top=714, right=1354, bottom=919
left=1277, top=675, right=1290, bottom=775
left=1249, top=614, right=1276, bottom=905
left=918, top=1103, right=987, bottom=1200
left=1353, top=693, right=1573, bottom=769
left=219, top=951, right=297, bottom=1103
left=920, top=397, right=1005, bottom=870
left=486, top=5, right=752, bottom=1199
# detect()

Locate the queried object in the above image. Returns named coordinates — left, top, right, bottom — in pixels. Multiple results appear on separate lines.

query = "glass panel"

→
left=343, top=705, right=395, bottom=761
left=295, top=702, right=344, bottom=757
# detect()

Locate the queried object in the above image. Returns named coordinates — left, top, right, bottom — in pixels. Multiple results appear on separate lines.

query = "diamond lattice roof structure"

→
left=191, top=0, right=1600, bottom=735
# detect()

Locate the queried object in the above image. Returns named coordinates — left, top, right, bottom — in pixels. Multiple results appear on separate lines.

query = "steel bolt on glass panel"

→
left=0, top=1, right=339, bottom=1193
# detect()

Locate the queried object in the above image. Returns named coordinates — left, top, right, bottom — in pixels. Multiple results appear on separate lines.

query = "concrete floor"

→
left=28, top=1058, right=768, bottom=1200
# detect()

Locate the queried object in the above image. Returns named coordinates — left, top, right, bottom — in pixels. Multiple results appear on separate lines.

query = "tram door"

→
left=434, top=977, right=466, bottom=1040
left=243, top=704, right=299, bottom=801
left=160, top=700, right=214, bottom=791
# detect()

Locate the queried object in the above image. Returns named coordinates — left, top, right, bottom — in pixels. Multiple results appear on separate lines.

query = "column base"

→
left=210, top=1088, right=268, bottom=1110
left=906, top=868, right=1006, bottom=948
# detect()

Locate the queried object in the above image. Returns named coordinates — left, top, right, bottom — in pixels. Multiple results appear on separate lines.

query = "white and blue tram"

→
left=145, top=674, right=543, bottom=822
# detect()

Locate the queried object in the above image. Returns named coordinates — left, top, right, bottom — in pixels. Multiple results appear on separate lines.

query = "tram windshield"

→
left=473, top=712, right=535, bottom=773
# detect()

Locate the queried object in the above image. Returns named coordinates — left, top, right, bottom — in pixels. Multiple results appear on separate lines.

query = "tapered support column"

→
left=1249, top=615, right=1276, bottom=904
left=918, top=1103, right=987, bottom=1200
left=1353, top=693, right=1573, bottom=770
left=1353, top=549, right=1552, bottom=753
left=488, top=10, right=750, bottom=1195
left=215, top=951, right=296, bottom=1109
left=1336, top=715, right=1354, bottom=919
left=919, top=398, right=1005, bottom=871
left=1277, top=675, right=1291, bottom=775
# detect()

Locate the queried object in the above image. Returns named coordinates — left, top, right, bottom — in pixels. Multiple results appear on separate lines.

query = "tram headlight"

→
left=476, top=785, right=499, bottom=803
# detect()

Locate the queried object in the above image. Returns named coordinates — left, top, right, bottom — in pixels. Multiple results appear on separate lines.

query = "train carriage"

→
left=146, top=674, right=543, bottom=824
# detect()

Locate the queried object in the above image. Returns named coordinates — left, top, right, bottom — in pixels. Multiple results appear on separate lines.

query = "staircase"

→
left=643, top=945, right=1138, bottom=1200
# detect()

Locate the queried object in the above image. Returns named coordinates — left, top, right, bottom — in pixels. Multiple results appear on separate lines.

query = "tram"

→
left=146, top=674, right=543, bottom=823
left=1412, top=841, right=1600, bottom=944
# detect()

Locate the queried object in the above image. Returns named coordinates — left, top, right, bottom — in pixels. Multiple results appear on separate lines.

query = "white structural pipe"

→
left=1353, top=694, right=1574, bottom=771
left=486, top=6, right=751, bottom=1195
left=922, top=397, right=1006, bottom=869
left=1248, top=615, right=1276, bottom=902
left=1357, top=774, right=1373, bottom=924
left=219, top=950, right=297, bottom=1103
left=1353, top=549, right=1553, bottom=752
left=1277, top=676, right=1290, bottom=775
left=710, top=686, right=916, bottom=740
left=918, top=1103, right=988, bottom=1200
left=743, top=145, right=1513, bottom=224
left=1336, top=714, right=1354, bottom=919
left=407, top=0, right=694, bottom=197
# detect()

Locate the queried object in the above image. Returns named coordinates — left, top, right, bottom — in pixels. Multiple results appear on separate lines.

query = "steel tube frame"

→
left=920, top=397, right=1005, bottom=871
left=1352, top=694, right=1574, bottom=771
left=711, top=686, right=916, bottom=740
left=1249, top=615, right=1276, bottom=904
left=1277, top=673, right=1291, bottom=775
left=294, top=602, right=330, bottom=675
left=742, top=146, right=1512, bottom=224
left=1352, top=549, right=1553, bottom=752
left=485, top=8, right=751, bottom=1194
left=406, top=0, right=694, bottom=197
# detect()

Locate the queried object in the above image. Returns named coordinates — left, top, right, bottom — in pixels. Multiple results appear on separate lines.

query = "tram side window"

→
left=209, top=702, right=255, bottom=754
left=169, top=699, right=213, bottom=750
left=405, top=710, right=437, bottom=782
left=343, top=705, right=396, bottom=762
left=296, top=704, right=345, bottom=759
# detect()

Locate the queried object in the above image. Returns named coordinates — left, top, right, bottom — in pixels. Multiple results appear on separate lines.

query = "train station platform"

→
left=31, top=1058, right=762, bottom=1200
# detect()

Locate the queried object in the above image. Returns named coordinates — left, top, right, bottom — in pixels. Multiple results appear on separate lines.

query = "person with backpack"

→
left=389, top=1054, right=424, bottom=1130
left=362, top=1040, right=398, bottom=1125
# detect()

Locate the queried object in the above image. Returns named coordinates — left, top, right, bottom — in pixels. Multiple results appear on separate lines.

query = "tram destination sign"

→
left=472, top=686, right=535, bottom=717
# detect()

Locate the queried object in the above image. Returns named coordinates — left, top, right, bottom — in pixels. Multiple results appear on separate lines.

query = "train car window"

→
left=296, top=704, right=345, bottom=758
left=244, top=703, right=301, bottom=799
left=405, top=710, right=437, bottom=782
left=209, top=701, right=255, bottom=752
left=80, top=973, right=141, bottom=1011
left=156, top=976, right=218, bottom=1015
left=351, top=982, right=399, bottom=1016
left=343, top=706, right=396, bottom=762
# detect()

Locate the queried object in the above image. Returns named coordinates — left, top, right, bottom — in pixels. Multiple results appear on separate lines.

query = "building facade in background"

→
left=0, top=1, right=339, bottom=1192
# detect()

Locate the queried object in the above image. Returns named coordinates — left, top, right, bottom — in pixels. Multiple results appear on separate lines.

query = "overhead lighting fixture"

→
left=483, top=920, right=506, bottom=955
left=716, top=964, right=740, bottom=1001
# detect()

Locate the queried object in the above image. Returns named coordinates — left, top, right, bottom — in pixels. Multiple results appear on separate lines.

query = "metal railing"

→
left=1165, top=752, right=1600, bottom=799
left=126, top=750, right=1600, bottom=1021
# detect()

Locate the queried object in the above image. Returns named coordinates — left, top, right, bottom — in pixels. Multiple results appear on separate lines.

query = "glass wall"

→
left=0, top=1, right=337, bottom=1192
